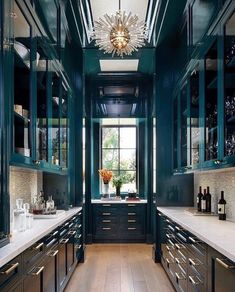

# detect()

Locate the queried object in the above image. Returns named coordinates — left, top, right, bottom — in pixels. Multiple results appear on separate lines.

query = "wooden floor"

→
left=65, top=244, right=174, bottom=292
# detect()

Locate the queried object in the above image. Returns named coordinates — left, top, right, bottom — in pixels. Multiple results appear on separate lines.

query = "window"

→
left=101, top=119, right=137, bottom=193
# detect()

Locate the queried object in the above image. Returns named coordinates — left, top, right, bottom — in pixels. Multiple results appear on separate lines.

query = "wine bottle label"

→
left=218, top=204, right=225, bottom=214
left=201, top=200, right=206, bottom=210
left=197, top=197, right=199, bottom=203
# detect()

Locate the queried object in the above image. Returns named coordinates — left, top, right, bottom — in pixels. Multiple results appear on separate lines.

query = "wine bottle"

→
left=197, top=186, right=203, bottom=212
left=201, top=189, right=207, bottom=213
left=206, top=186, right=211, bottom=213
left=218, top=191, right=226, bottom=220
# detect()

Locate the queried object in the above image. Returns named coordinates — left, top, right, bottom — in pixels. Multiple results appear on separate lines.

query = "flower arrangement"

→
left=98, top=169, right=113, bottom=184
left=112, top=176, right=124, bottom=188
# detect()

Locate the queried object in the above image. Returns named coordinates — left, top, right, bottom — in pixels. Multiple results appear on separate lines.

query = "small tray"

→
left=33, top=210, right=65, bottom=219
left=184, top=208, right=217, bottom=216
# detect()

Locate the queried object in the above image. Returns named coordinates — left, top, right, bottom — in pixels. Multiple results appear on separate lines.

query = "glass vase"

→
left=102, top=182, right=110, bottom=199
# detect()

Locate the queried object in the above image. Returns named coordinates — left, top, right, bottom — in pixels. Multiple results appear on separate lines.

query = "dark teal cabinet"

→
left=7, top=0, right=71, bottom=173
left=173, top=1, right=235, bottom=173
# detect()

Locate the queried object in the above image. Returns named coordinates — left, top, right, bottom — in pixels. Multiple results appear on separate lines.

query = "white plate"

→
left=33, top=210, right=65, bottom=219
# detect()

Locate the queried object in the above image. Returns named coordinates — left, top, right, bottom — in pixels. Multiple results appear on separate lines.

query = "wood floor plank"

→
left=65, top=244, right=175, bottom=292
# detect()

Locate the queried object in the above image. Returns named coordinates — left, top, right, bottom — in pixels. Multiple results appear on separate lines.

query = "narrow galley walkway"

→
left=65, top=244, right=174, bottom=292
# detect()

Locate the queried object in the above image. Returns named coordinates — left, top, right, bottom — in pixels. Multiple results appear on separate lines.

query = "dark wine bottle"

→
left=206, top=186, right=211, bottom=213
left=197, top=186, right=203, bottom=212
left=218, top=191, right=226, bottom=220
left=201, top=189, right=207, bottom=213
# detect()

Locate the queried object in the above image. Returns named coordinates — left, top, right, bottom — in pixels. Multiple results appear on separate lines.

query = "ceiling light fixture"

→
left=91, top=0, right=148, bottom=57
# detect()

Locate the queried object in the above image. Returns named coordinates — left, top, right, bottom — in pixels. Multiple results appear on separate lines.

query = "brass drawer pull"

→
left=102, top=220, right=111, bottom=223
left=69, top=223, right=74, bottom=228
left=168, top=251, right=174, bottom=260
left=52, top=230, right=58, bottom=236
left=75, top=244, right=82, bottom=250
left=60, top=238, right=69, bottom=244
left=128, top=212, right=136, bottom=215
left=189, top=258, right=202, bottom=266
left=128, top=220, right=136, bottom=223
left=102, top=204, right=111, bottom=207
left=0, top=262, right=19, bottom=275
left=68, top=231, right=76, bottom=235
left=30, top=266, right=44, bottom=276
left=102, top=212, right=111, bottom=215
left=78, top=212, right=82, bottom=216
left=216, top=258, right=235, bottom=269
left=102, top=227, right=111, bottom=230
left=175, top=272, right=186, bottom=280
left=189, top=236, right=201, bottom=243
left=189, top=275, right=202, bottom=285
left=167, top=239, right=174, bottom=247
left=167, top=225, right=175, bottom=232
left=33, top=242, right=43, bottom=250
left=49, top=250, right=59, bottom=257
left=175, top=257, right=185, bottom=265
left=166, top=245, right=174, bottom=251
left=166, top=233, right=174, bottom=239
left=128, top=204, right=136, bottom=207
left=128, top=227, right=136, bottom=230
left=175, top=226, right=183, bottom=231
left=175, top=243, right=185, bottom=250
left=78, top=224, right=82, bottom=228
left=75, top=234, right=82, bottom=239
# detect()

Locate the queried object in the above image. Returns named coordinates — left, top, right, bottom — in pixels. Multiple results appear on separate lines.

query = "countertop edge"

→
left=91, top=199, right=147, bottom=204
left=0, top=207, right=82, bottom=268
left=157, top=207, right=235, bottom=262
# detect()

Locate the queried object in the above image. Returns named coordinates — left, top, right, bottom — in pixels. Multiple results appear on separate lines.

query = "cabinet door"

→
left=224, top=11, right=235, bottom=159
left=204, top=41, right=218, bottom=161
left=60, top=84, right=68, bottom=168
left=190, top=66, right=200, bottom=166
left=67, top=231, right=76, bottom=273
left=23, top=265, right=44, bottom=292
left=51, top=72, right=60, bottom=166
left=43, top=249, right=58, bottom=292
left=180, top=83, right=188, bottom=167
left=36, top=39, right=49, bottom=163
left=58, top=238, right=67, bottom=289
left=13, top=1, right=32, bottom=159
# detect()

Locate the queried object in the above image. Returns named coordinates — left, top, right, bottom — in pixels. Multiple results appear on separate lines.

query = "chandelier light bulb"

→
left=91, top=10, right=148, bottom=57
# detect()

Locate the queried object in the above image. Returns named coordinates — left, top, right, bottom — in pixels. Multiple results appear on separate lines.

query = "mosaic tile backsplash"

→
left=9, top=166, right=43, bottom=209
left=194, top=168, right=235, bottom=221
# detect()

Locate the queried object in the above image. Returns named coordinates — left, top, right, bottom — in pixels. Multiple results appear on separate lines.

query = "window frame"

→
left=100, top=124, right=138, bottom=192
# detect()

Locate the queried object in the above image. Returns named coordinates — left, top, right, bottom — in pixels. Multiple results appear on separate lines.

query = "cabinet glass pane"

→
left=180, top=85, right=187, bottom=167
left=13, top=2, right=32, bottom=157
left=205, top=42, right=218, bottom=161
left=36, top=42, right=48, bottom=161
left=192, top=0, right=217, bottom=45
left=173, top=98, right=178, bottom=169
left=61, top=84, right=68, bottom=167
left=224, top=12, right=235, bottom=157
left=102, top=128, right=118, bottom=148
left=51, top=74, right=60, bottom=165
left=190, top=68, right=200, bottom=164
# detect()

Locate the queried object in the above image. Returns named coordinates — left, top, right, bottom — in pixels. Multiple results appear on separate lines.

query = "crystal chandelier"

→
left=91, top=0, right=148, bottom=57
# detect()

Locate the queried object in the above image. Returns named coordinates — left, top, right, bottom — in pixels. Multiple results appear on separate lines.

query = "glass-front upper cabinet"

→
left=224, top=11, right=235, bottom=158
left=173, top=97, right=178, bottom=169
left=36, top=40, right=48, bottom=162
left=180, top=83, right=188, bottom=167
left=60, top=83, right=68, bottom=167
left=13, top=1, right=32, bottom=158
left=190, top=67, right=200, bottom=165
left=51, top=72, right=60, bottom=166
left=204, top=41, right=218, bottom=161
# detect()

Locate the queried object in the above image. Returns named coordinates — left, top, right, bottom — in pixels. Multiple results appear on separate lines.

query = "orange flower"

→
left=98, top=169, right=113, bottom=183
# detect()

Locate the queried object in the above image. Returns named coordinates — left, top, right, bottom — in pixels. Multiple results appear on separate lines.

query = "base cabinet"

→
left=0, top=210, right=84, bottom=292
left=156, top=211, right=235, bottom=292
left=92, top=203, right=146, bottom=242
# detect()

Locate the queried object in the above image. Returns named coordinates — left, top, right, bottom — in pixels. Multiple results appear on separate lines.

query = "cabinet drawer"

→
left=0, top=255, right=22, bottom=291
left=188, top=235, right=207, bottom=264
left=188, top=265, right=206, bottom=292
left=188, top=252, right=206, bottom=280
left=23, top=240, right=44, bottom=270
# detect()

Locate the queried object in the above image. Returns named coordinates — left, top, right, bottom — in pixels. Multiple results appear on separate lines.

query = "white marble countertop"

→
left=91, top=199, right=147, bottom=204
left=0, top=207, right=82, bottom=268
left=157, top=207, right=235, bottom=262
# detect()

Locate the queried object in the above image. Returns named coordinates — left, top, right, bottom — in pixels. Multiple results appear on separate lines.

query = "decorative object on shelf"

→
left=112, top=175, right=124, bottom=197
left=13, top=198, right=26, bottom=232
left=91, top=0, right=148, bottom=57
left=98, top=168, right=113, bottom=198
